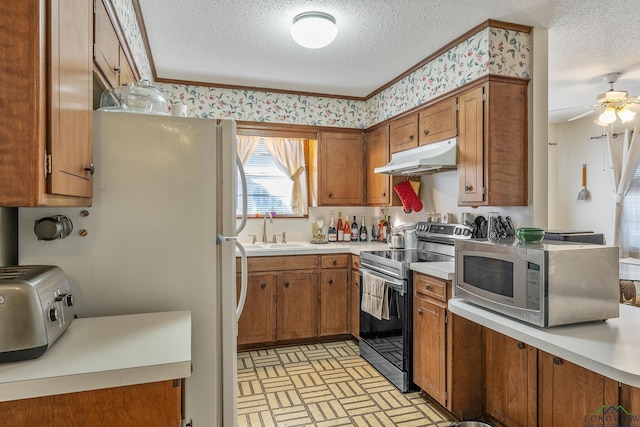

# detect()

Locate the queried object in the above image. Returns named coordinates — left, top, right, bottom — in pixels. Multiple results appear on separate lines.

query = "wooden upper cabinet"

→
left=318, top=131, right=364, bottom=206
left=418, top=97, right=457, bottom=145
left=119, top=47, right=135, bottom=86
left=458, top=78, right=528, bottom=207
left=389, top=113, right=419, bottom=154
left=366, top=125, right=391, bottom=205
left=94, top=0, right=120, bottom=88
left=0, top=0, right=93, bottom=206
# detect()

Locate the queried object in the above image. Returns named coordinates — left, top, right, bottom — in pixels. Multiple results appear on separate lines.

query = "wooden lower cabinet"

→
left=538, top=350, right=619, bottom=427
left=484, top=328, right=537, bottom=427
left=320, top=268, right=349, bottom=336
left=413, top=295, right=446, bottom=403
left=412, top=272, right=483, bottom=420
left=621, top=385, right=640, bottom=427
left=236, top=273, right=276, bottom=345
left=0, top=380, right=183, bottom=426
left=276, top=270, right=319, bottom=340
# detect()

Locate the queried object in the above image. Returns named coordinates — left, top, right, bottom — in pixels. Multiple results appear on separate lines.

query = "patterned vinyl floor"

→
left=237, top=340, right=457, bottom=427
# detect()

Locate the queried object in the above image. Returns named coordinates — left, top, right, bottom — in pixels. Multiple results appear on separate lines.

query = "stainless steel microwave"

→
left=454, top=240, right=620, bottom=327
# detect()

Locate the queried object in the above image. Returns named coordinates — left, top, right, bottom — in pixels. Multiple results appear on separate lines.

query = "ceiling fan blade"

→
left=568, top=109, right=597, bottom=121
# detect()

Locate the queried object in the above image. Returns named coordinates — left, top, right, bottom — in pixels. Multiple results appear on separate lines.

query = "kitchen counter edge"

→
left=238, top=241, right=389, bottom=257
left=449, top=299, right=640, bottom=387
left=0, top=310, right=192, bottom=402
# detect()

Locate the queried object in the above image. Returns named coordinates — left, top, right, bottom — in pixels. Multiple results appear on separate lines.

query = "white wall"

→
left=548, top=117, right=639, bottom=244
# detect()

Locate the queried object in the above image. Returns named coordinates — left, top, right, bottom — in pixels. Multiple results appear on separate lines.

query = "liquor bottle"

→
left=343, top=218, right=351, bottom=242
left=386, top=215, right=392, bottom=240
left=359, top=214, right=368, bottom=242
left=379, top=216, right=388, bottom=242
left=351, top=216, right=359, bottom=242
left=337, top=211, right=344, bottom=242
left=328, top=213, right=337, bottom=242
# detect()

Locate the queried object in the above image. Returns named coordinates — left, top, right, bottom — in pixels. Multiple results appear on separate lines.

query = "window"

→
left=236, top=135, right=312, bottom=217
left=626, top=164, right=640, bottom=257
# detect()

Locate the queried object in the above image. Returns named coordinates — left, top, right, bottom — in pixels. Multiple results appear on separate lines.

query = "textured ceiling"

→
left=137, top=0, right=640, bottom=123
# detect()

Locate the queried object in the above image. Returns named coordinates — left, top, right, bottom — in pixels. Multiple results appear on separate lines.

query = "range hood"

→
left=374, top=137, right=457, bottom=176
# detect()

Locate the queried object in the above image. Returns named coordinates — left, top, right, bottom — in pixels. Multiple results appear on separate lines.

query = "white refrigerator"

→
left=18, top=111, right=247, bottom=426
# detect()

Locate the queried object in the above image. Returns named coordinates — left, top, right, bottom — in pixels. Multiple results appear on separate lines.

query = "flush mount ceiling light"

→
left=290, top=12, right=337, bottom=49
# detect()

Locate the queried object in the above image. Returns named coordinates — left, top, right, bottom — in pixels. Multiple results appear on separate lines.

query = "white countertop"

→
left=410, top=262, right=455, bottom=281
left=449, top=299, right=640, bottom=387
left=238, top=241, right=389, bottom=257
left=0, top=311, right=191, bottom=402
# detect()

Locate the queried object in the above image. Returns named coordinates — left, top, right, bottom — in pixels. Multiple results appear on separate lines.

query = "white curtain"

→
left=237, top=135, right=260, bottom=164
left=607, top=126, right=640, bottom=256
left=263, top=137, right=308, bottom=215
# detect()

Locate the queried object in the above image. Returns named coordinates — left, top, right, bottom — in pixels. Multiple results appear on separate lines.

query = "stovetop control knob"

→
left=49, top=307, right=59, bottom=322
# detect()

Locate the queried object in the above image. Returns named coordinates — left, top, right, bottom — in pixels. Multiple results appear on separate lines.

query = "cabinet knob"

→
left=114, top=66, right=121, bottom=73
left=417, top=308, right=423, bottom=315
left=260, top=283, right=266, bottom=289
left=517, top=341, right=525, bottom=350
left=465, top=185, right=473, bottom=192
left=284, top=282, right=290, bottom=288
left=423, top=129, right=429, bottom=136
left=328, top=192, right=333, bottom=198
left=328, top=279, right=333, bottom=285
left=408, top=134, right=414, bottom=141
left=332, top=259, right=337, bottom=265
left=424, top=284, right=430, bottom=290
left=85, top=164, right=95, bottom=175
left=553, top=356, right=563, bottom=365
left=381, top=192, right=386, bottom=197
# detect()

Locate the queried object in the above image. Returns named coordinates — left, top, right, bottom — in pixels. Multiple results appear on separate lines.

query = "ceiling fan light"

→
left=593, top=117, right=608, bottom=127
left=291, top=12, right=337, bottom=49
left=599, top=106, right=617, bottom=124
left=617, top=107, right=636, bottom=123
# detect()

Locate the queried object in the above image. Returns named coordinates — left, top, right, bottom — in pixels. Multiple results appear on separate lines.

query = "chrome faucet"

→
left=262, top=212, right=273, bottom=242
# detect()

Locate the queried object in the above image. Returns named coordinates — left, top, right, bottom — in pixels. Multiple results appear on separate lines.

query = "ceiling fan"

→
left=568, top=73, right=640, bottom=124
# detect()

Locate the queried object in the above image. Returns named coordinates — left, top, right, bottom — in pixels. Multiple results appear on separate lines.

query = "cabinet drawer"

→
left=239, top=255, right=319, bottom=272
left=351, top=255, right=360, bottom=270
left=322, top=254, right=349, bottom=269
left=414, top=273, right=447, bottom=302
left=390, top=113, right=419, bottom=153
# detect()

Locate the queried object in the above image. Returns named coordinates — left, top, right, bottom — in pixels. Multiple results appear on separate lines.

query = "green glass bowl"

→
left=516, top=227, right=545, bottom=243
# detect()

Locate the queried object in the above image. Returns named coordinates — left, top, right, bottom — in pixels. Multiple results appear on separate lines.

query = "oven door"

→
left=358, top=266, right=412, bottom=391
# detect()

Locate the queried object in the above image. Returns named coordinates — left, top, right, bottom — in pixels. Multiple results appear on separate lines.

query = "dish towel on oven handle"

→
left=361, top=270, right=389, bottom=320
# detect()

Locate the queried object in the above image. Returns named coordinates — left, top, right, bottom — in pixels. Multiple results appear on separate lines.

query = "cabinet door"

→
left=538, top=350, right=619, bottom=427
left=318, top=132, right=364, bottom=205
left=320, top=269, right=348, bottom=335
left=413, top=295, right=446, bottom=406
left=50, top=0, right=93, bottom=199
left=276, top=271, right=318, bottom=340
left=457, top=85, right=485, bottom=205
left=0, top=380, right=182, bottom=426
left=236, top=273, right=276, bottom=346
left=389, top=114, right=418, bottom=154
left=484, top=329, right=537, bottom=427
left=119, top=47, right=136, bottom=86
left=620, top=385, right=640, bottom=427
left=93, top=0, right=120, bottom=88
left=419, top=97, right=457, bottom=145
left=366, top=125, right=391, bottom=205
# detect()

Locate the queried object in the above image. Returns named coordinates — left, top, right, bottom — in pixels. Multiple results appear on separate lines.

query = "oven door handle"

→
left=359, top=266, right=406, bottom=294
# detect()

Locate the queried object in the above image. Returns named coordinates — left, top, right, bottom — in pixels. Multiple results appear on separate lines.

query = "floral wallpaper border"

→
left=111, top=1, right=530, bottom=129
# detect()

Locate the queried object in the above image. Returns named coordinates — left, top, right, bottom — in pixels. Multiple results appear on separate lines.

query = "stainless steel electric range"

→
left=358, top=222, right=473, bottom=392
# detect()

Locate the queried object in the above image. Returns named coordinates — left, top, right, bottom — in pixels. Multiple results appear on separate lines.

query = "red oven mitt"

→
left=393, top=180, right=423, bottom=213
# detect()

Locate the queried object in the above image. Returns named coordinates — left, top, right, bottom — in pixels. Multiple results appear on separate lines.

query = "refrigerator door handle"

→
left=235, top=240, right=248, bottom=321
left=236, top=157, right=248, bottom=235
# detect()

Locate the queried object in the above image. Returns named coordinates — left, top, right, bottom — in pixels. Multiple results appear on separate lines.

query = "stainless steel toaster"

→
left=0, top=265, right=76, bottom=362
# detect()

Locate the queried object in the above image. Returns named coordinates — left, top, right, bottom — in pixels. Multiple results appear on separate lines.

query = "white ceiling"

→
left=137, top=0, right=640, bottom=123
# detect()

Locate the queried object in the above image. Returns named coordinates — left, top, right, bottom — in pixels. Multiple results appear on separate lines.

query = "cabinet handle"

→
left=423, top=129, right=429, bottom=136
left=114, top=66, right=121, bottom=73
left=328, top=279, right=333, bottom=285
left=284, top=282, right=290, bottom=288
left=417, top=308, right=423, bottom=315
left=517, top=341, right=525, bottom=350
left=553, top=356, right=563, bottom=365
left=85, top=164, right=95, bottom=175
left=465, top=185, right=473, bottom=192
left=260, top=283, right=266, bottom=289
left=408, top=134, right=414, bottom=141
